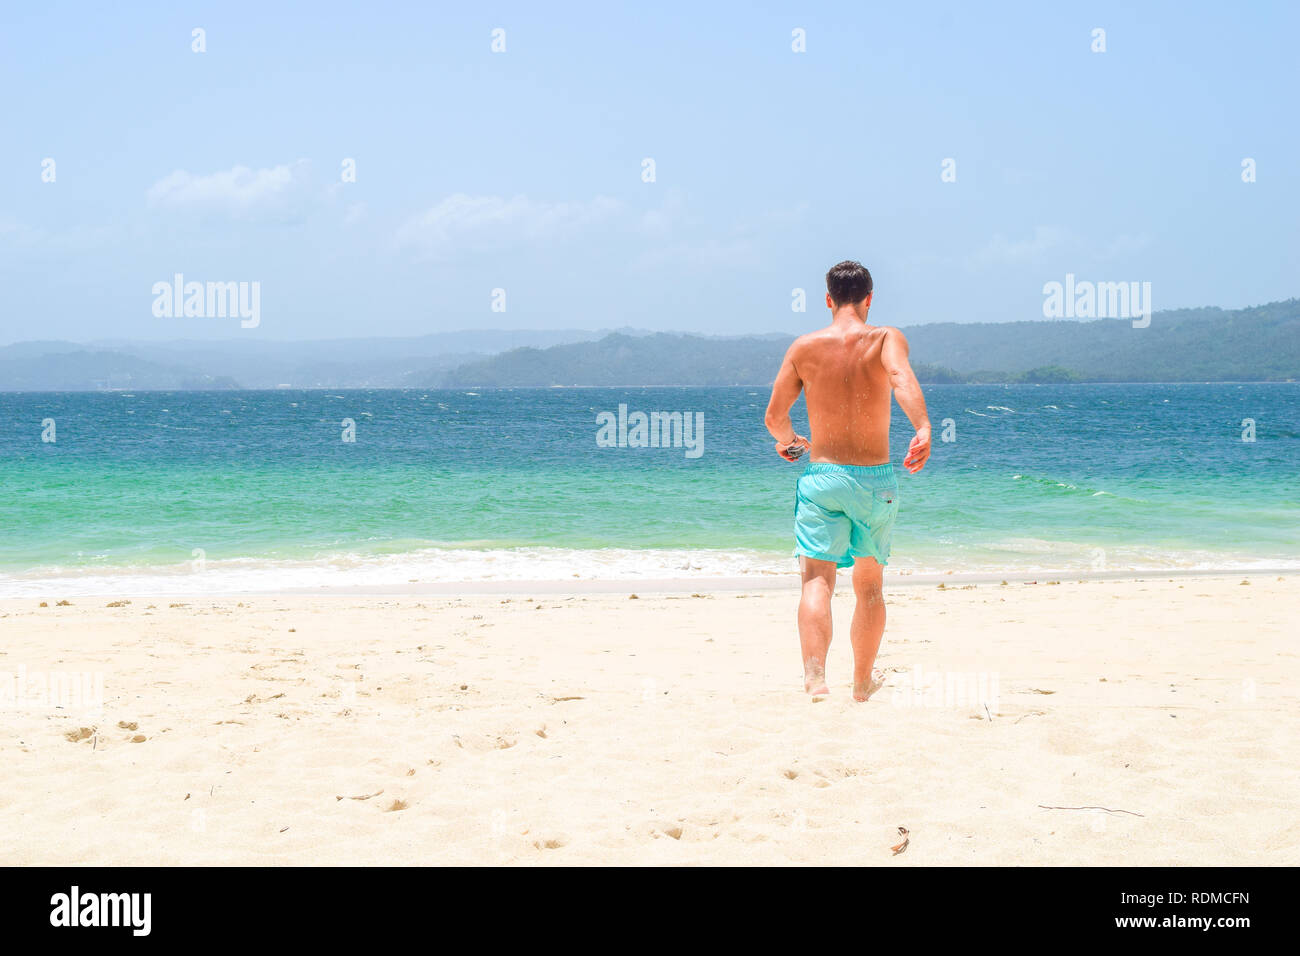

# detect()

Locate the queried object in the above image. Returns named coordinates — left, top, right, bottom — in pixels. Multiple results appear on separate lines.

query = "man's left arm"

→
left=764, top=345, right=811, bottom=462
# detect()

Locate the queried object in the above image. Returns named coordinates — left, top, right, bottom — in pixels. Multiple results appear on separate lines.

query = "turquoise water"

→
left=1, top=384, right=1297, bottom=593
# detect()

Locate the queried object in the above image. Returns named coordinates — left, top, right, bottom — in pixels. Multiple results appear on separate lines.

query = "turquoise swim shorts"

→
left=794, top=462, right=900, bottom=568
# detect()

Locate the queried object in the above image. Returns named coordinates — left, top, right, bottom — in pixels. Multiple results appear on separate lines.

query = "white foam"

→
left=0, top=547, right=795, bottom=598
left=2, top=543, right=1295, bottom=598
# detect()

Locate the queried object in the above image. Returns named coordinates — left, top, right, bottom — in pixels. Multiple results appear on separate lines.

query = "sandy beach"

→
left=2, top=574, right=1296, bottom=866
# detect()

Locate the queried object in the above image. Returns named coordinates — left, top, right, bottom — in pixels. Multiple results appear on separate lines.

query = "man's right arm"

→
left=765, top=342, right=811, bottom=461
left=881, top=327, right=931, bottom=473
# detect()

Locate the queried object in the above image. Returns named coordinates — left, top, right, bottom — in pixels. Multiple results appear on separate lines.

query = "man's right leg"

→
left=798, top=556, right=837, bottom=695
left=850, top=557, right=886, bottom=701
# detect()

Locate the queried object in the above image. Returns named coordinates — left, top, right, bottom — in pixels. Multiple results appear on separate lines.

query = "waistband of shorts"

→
left=802, top=462, right=896, bottom=481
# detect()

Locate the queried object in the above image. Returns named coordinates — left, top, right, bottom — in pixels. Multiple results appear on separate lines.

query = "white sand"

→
left=2, top=575, right=1296, bottom=865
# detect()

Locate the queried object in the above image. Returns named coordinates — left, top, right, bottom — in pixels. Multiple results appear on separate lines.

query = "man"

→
left=764, top=261, right=931, bottom=700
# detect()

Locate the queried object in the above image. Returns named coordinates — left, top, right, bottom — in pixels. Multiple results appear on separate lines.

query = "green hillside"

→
left=423, top=299, right=1300, bottom=386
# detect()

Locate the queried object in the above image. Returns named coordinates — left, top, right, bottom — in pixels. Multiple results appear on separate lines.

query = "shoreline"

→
left=2, top=565, right=1293, bottom=600
left=230, top=565, right=1300, bottom=596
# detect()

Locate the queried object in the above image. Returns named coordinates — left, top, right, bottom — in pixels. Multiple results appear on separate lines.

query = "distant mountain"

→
left=0, top=350, right=240, bottom=391
left=420, top=299, right=1300, bottom=386
left=85, top=328, right=622, bottom=368
left=901, top=299, right=1300, bottom=383
left=0, top=328, right=635, bottom=390
left=419, top=333, right=791, bottom=387
left=3, top=301, right=1297, bottom=389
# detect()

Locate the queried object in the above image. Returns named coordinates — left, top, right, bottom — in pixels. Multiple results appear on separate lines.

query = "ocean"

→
left=1, top=384, right=1297, bottom=595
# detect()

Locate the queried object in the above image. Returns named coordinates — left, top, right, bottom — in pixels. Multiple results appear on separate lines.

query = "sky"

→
left=1, top=0, right=1297, bottom=343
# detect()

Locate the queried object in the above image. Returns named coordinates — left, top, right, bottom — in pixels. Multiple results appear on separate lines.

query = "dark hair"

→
left=826, top=260, right=873, bottom=306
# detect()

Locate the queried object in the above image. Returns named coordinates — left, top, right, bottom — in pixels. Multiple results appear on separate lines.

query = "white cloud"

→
left=966, top=226, right=1072, bottom=269
left=964, top=227, right=1153, bottom=272
left=632, top=235, right=758, bottom=271
left=628, top=191, right=787, bottom=270
left=1096, top=233, right=1153, bottom=260
left=146, top=160, right=314, bottom=219
left=0, top=216, right=122, bottom=252
left=395, top=193, right=621, bottom=257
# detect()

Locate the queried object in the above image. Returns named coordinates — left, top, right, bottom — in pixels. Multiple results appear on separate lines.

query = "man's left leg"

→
left=850, top=557, right=886, bottom=701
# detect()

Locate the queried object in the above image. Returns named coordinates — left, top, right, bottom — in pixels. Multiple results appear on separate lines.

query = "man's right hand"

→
left=903, top=427, right=931, bottom=473
left=776, top=435, right=811, bottom=462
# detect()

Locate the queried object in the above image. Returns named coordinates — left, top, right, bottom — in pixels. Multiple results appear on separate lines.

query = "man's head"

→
left=825, top=260, right=873, bottom=312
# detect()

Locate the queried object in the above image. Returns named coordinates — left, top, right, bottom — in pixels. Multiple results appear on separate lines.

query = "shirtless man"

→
left=764, top=261, right=931, bottom=700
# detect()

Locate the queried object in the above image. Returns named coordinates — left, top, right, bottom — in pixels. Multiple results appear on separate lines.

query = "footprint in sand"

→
left=783, top=766, right=833, bottom=787
left=451, top=733, right=519, bottom=752
left=242, top=692, right=285, bottom=704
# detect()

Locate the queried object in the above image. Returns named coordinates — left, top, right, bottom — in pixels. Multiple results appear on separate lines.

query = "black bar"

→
left=0, top=866, right=1278, bottom=942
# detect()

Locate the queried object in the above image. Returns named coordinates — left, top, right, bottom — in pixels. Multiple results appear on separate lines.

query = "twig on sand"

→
left=336, top=789, right=385, bottom=802
left=1037, top=804, right=1144, bottom=817
left=891, top=826, right=910, bottom=855
left=983, top=703, right=993, bottom=722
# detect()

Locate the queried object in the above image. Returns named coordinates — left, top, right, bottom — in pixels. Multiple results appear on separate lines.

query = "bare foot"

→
left=852, top=669, right=886, bottom=702
left=804, top=659, right=829, bottom=696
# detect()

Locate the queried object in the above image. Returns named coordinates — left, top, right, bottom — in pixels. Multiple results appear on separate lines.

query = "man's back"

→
left=789, top=323, right=894, bottom=466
